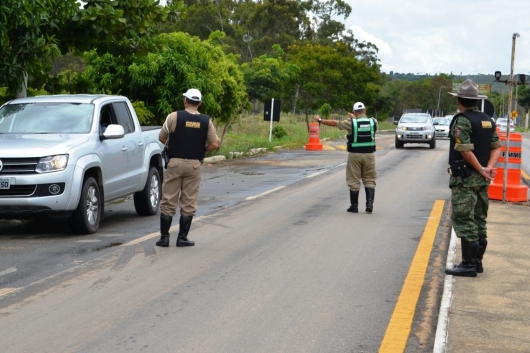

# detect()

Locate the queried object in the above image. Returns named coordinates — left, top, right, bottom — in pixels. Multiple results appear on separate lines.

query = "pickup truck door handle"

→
left=122, top=147, right=128, bottom=151
left=138, top=142, right=144, bottom=147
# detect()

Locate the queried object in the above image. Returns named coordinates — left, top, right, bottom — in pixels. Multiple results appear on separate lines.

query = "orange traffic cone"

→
left=305, top=122, right=323, bottom=151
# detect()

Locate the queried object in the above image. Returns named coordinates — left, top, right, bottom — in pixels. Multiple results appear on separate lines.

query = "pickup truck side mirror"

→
left=101, top=124, right=125, bottom=139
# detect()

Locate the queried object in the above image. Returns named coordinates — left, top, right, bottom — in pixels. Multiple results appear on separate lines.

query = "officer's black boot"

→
left=445, top=239, right=479, bottom=277
left=476, top=238, right=488, bottom=273
left=155, top=214, right=173, bottom=247
left=176, top=215, right=195, bottom=247
left=347, top=190, right=359, bottom=213
left=365, top=187, right=375, bottom=213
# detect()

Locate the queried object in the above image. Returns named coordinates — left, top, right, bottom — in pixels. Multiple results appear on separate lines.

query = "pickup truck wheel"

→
left=429, top=137, right=436, bottom=149
left=134, top=167, right=161, bottom=216
left=395, top=137, right=404, bottom=149
left=68, top=177, right=101, bottom=234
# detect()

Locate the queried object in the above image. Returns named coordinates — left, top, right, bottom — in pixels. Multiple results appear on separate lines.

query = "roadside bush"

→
left=272, top=124, right=288, bottom=139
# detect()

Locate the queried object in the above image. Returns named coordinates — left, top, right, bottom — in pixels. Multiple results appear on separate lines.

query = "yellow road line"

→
left=521, top=169, right=530, bottom=180
left=379, top=200, right=445, bottom=352
left=322, top=145, right=336, bottom=151
left=0, top=288, right=18, bottom=297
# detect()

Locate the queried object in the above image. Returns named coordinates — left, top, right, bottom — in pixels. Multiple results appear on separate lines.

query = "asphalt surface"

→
left=436, top=198, right=530, bottom=352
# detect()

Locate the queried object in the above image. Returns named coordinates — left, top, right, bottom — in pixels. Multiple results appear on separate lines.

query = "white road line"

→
left=305, top=170, right=328, bottom=178
left=433, top=227, right=457, bottom=353
left=0, top=267, right=17, bottom=277
left=245, top=186, right=286, bottom=201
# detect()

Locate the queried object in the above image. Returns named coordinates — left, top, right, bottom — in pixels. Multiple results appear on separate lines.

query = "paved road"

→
left=1, top=132, right=453, bottom=352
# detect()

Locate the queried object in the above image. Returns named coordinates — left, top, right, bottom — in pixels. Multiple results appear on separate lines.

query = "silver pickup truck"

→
left=0, top=94, right=165, bottom=234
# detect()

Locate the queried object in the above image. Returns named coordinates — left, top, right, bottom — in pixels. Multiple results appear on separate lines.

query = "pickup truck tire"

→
left=395, top=137, right=404, bottom=149
left=134, top=167, right=161, bottom=216
left=68, top=177, right=101, bottom=234
left=429, top=137, right=436, bottom=149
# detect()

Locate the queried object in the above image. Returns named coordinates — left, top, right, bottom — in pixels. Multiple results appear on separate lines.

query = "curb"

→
left=433, top=228, right=457, bottom=353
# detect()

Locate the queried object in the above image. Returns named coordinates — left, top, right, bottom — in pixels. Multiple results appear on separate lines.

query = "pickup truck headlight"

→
left=398, top=126, right=407, bottom=131
left=36, top=155, right=69, bottom=173
left=423, top=126, right=433, bottom=131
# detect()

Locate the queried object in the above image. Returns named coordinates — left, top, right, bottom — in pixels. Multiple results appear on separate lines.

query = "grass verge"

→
left=210, top=114, right=395, bottom=159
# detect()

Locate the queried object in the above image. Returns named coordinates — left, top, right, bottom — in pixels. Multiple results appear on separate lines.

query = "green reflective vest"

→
left=347, top=117, right=376, bottom=153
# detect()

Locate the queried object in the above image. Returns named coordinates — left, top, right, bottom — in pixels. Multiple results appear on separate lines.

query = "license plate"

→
left=0, top=179, right=10, bottom=189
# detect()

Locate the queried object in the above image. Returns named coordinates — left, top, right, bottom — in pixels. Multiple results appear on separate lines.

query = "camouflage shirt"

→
left=449, top=107, right=502, bottom=187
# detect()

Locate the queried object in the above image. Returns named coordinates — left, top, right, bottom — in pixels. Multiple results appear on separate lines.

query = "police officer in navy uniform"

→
left=314, top=102, right=378, bottom=213
left=156, top=88, right=219, bottom=247
left=445, top=80, right=501, bottom=277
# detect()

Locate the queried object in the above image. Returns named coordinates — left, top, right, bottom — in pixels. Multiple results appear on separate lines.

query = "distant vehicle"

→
left=495, top=117, right=515, bottom=133
left=395, top=113, right=436, bottom=149
left=432, top=118, right=451, bottom=139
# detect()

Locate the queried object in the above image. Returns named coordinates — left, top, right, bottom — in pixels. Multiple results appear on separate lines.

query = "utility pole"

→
left=437, top=86, right=447, bottom=117
left=504, top=32, right=520, bottom=203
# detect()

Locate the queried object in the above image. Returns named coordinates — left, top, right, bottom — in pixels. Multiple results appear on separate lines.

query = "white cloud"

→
left=344, top=0, right=530, bottom=75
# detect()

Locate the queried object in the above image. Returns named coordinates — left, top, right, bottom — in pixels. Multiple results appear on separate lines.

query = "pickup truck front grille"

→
left=0, top=185, right=37, bottom=197
left=0, top=158, right=40, bottom=174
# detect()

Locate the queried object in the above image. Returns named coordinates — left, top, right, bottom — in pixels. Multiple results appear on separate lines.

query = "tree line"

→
left=2, top=0, right=528, bottom=138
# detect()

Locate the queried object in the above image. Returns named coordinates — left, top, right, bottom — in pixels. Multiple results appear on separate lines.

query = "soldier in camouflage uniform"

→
left=445, top=80, right=501, bottom=277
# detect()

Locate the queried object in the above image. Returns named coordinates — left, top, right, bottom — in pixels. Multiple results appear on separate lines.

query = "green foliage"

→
left=131, top=101, right=155, bottom=125
left=170, top=0, right=353, bottom=63
left=286, top=42, right=382, bottom=116
left=59, top=0, right=185, bottom=56
left=83, top=32, right=247, bottom=126
left=518, top=85, right=530, bottom=110
left=0, top=0, right=78, bottom=94
left=272, top=124, right=288, bottom=139
left=240, top=45, right=300, bottom=102
left=27, top=86, right=50, bottom=97
left=0, top=87, right=12, bottom=105
left=379, top=74, right=454, bottom=117
left=319, top=103, right=331, bottom=118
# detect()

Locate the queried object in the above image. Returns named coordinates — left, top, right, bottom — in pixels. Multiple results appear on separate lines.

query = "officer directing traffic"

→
left=156, top=88, right=219, bottom=248
left=445, top=79, right=501, bottom=277
left=314, top=102, right=378, bottom=213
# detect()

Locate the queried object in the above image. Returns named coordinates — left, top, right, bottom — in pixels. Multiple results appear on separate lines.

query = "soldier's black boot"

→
left=176, top=215, right=195, bottom=247
left=476, top=238, right=488, bottom=273
left=347, top=190, right=359, bottom=213
left=156, top=214, right=173, bottom=247
left=365, top=187, right=375, bottom=213
left=445, top=239, right=479, bottom=277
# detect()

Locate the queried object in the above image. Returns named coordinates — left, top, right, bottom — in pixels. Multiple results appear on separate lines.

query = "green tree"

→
left=379, top=74, right=454, bottom=118
left=83, top=31, right=248, bottom=147
left=518, top=85, right=530, bottom=111
left=171, top=0, right=352, bottom=63
left=58, top=0, right=184, bottom=56
left=0, top=0, right=79, bottom=97
left=240, top=45, right=300, bottom=110
left=1, top=0, right=185, bottom=97
left=286, top=42, right=381, bottom=126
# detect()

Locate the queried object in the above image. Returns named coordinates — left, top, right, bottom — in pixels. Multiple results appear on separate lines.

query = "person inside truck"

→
left=100, top=108, right=112, bottom=133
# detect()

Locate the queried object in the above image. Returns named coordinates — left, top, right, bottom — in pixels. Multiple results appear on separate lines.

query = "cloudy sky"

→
left=344, top=0, right=530, bottom=76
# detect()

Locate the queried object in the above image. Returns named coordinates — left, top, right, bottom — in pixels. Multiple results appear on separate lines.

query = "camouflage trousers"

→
left=451, top=184, right=489, bottom=242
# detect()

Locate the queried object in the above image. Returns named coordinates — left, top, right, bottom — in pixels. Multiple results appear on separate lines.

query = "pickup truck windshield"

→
left=0, top=103, right=94, bottom=134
